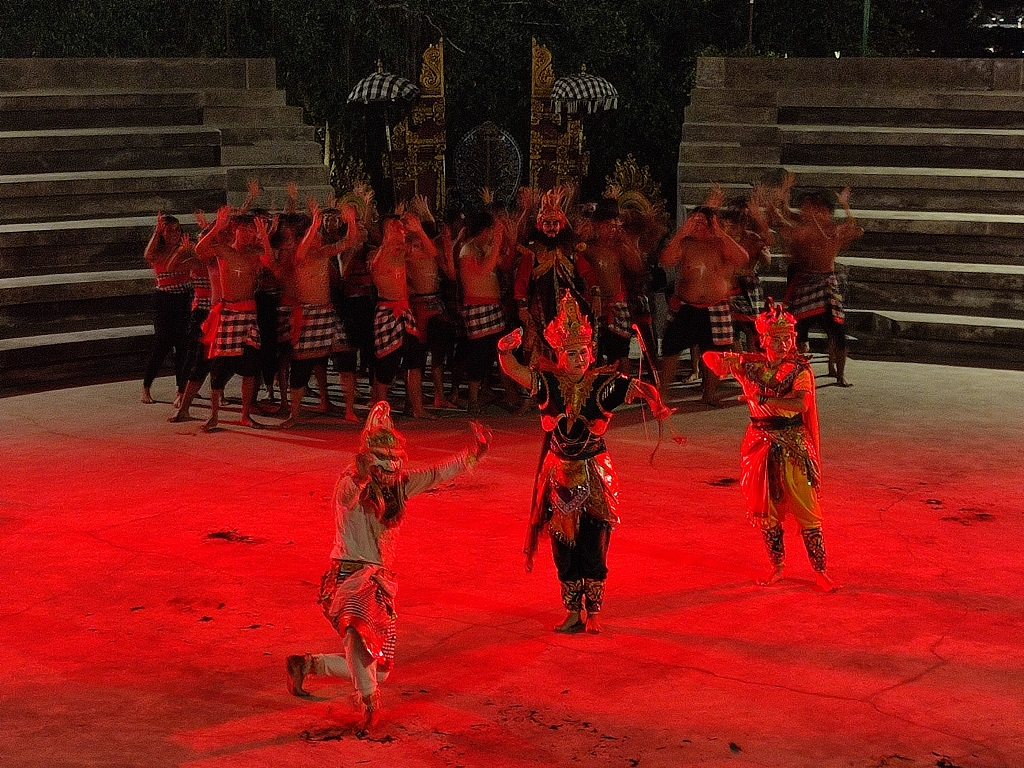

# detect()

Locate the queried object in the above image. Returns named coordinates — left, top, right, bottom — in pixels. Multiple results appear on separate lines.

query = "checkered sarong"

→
left=374, top=303, right=417, bottom=358
left=292, top=303, right=347, bottom=359
left=784, top=271, right=844, bottom=324
left=203, top=303, right=260, bottom=358
left=462, top=303, right=507, bottom=340
left=156, top=269, right=192, bottom=293
left=605, top=299, right=632, bottom=338
left=730, top=274, right=765, bottom=322
left=318, top=564, right=397, bottom=670
left=709, top=301, right=734, bottom=346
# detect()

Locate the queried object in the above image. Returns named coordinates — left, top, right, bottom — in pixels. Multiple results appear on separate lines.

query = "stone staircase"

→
left=678, top=57, right=1024, bottom=370
left=0, top=58, right=331, bottom=395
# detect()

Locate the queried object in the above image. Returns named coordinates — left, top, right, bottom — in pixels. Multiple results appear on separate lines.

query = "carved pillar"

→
left=529, top=39, right=588, bottom=191
left=383, top=41, right=447, bottom=211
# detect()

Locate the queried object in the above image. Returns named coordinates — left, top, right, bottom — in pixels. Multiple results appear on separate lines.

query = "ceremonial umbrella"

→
left=347, top=63, right=421, bottom=155
left=347, top=65, right=421, bottom=105
left=551, top=66, right=618, bottom=114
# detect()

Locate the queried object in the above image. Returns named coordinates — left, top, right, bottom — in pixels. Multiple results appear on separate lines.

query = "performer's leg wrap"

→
left=801, top=527, right=827, bottom=573
left=583, top=579, right=605, bottom=614
left=762, top=525, right=785, bottom=567
left=343, top=627, right=379, bottom=698
left=560, top=579, right=584, bottom=611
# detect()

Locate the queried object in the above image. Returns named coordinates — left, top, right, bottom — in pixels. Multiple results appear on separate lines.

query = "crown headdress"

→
left=359, top=402, right=407, bottom=461
left=544, top=290, right=593, bottom=349
left=755, top=298, right=797, bottom=338
left=536, top=187, right=569, bottom=227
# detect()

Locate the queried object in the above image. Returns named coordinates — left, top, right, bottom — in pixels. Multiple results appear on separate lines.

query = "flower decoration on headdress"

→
left=543, top=290, right=593, bottom=349
left=755, top=298, right=797, bottom=338
left=358, top=401, right=407, bottom=467
left=536, top=186, right=569, bottom=228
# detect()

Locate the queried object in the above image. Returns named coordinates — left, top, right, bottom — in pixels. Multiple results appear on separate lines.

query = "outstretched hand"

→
left=469, top=421, right=492, bottom=460
left=497, top=327, right=523, bottom=353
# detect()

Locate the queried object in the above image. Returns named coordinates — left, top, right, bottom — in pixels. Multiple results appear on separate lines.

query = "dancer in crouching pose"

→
left=286, top=403, right=489, bottom=732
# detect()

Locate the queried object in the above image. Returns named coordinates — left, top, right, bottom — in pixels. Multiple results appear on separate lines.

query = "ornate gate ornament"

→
left=528, top=39, right=588, bottom=191
left=452, top=121, right=523, bottom=210
left=383, top=40, right=447, bottom=212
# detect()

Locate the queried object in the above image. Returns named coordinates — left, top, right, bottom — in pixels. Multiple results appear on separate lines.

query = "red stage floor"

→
left=1, top=358, right=1022, bottom=768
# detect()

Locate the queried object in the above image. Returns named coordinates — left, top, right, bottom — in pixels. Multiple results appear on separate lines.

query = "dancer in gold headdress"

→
left=703, top=300, right=838, bottom=592
left=499, top=291, right=672, bottom=634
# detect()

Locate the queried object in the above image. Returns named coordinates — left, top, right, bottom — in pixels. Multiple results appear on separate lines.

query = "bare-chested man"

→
left=281, top=203, right=360, bottom=427
left=721, top=189, right=775, bottom=351
left=773, top=175, right=862, bottom=387
left=369, top=215, right=430, bottom=418
left=458, top=210, right=507, bottom=414
left=405, top=197, right=457, bottom=412
left=580, top=198, right=645, bottom=371
left=194, top=207, right=271, bottom=431
left=658, top=189, right=749, bottom=405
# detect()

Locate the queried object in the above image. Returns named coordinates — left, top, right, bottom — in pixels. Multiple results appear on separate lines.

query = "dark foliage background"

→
left=0, top=0, right=986, bottom=210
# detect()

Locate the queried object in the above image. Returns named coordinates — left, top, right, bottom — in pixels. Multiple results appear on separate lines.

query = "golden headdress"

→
left=358, top=401, right=407, bottom=464
left=543, top=290, right=593, bottom=349
left=755, top=298, right=797, bottom=338
left=536, top=187, right=569, bottom=228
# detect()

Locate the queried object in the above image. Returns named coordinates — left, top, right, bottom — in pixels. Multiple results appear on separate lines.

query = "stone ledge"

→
left=0, top=59, right=276, bottom=92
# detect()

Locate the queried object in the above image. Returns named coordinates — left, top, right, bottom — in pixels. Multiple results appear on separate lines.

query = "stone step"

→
left=678, top=142, right=779, bottom=165
left=0, top=126, right=222, bottom=175
left=220, top=141, right=324, bottom=167
left=778, top=104, right=1024, bottom=129
left=684, top=104, right=777, bottom=125
left=699, top=57, right=1024, bottom=92
left=219, top=123, right=318, bottom=145
left=227, top=184, right=335, bottom=211
left=844, top=309, right=1024, bottom=369
left=225, top=165, right=328, bottom=193
left=0, top=167, right=226, bottom=224
left=0, top=325, right=154, bottom=396
left=840, top=257, right=1024, bottom=319
left=199, top=88, right=287, bottom=108
left=0, top=216, right=178, bottom=278
left=682, top=122, right=781, bottom=146
left=203, top=105, right=305, bottom=127
left=0, top=58, right=277, bottom=92
left=0, top=91, right=204, bottom=131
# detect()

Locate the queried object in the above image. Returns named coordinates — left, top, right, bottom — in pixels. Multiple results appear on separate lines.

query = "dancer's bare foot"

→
left=683, top=371, right=700, bottom=384
left=286, top=654, right=313, bottom=698
left=814, top=571, right=839, bottom=593
left=553, top=611, right=585, bottom=634
left=167, top=411, right=193, bottom=423
left=408, top=409, right=437, bottom=420
left=835, top=377, right=853, bottom=388
left=701, top=396, right=724, bottom=408
left=279, top=415, right=299, bottom=429
left=757, top=566, right=784, bottom=586
left=200, top=415, right=219, bottom=432
left=344, top=410, right=359, bottom=423
left=356, top=691, right=381, bottom=736
left=241, top=415, right=265, bottom=429
left=141, top=387, right=153, bottom=404
left=433, top=397, right=458, bottom=409
left=585, top=614, right=603, bottom=635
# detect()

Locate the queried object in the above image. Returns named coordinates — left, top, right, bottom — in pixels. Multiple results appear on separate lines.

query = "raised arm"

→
left=195, top=206, right=232, bottom=260
left=497, top=328, right=533, bottom=389
left=403, top=422, right=491, bottom=497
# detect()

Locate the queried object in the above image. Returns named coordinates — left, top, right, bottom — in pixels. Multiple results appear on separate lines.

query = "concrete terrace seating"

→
left=0, top=58, right=331, bottom=395
left=678, top=57, right=1024, bottom=369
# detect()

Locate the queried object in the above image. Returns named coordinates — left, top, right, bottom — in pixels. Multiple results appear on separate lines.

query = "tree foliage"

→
left=0, top=0, right=985, bottom=211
